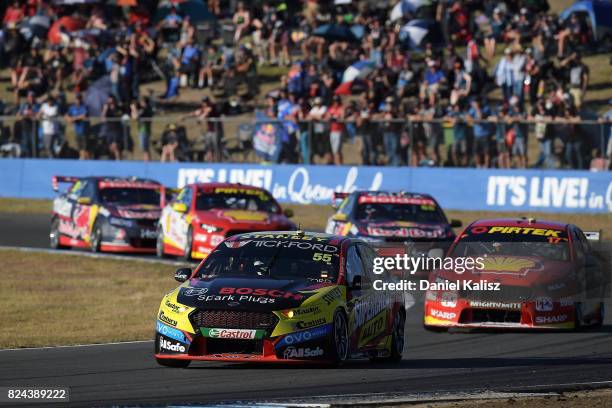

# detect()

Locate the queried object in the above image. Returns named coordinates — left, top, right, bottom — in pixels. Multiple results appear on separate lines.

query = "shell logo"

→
left=223, top=210, right=268, bottom=222
left=480, top=256, right=537, bottom=276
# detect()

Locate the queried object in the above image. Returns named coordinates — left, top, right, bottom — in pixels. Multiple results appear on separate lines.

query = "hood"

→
left=437, top=256, right=575, bottom=288
left=194, top=209, right=293, bottom=229
left=176, top=277, right=322, bottom=312
left=105, top=203, right=161, bottom=220
left=358, top=220, right=452, bottom=240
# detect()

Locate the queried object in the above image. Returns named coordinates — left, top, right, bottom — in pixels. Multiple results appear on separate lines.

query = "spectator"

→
left=563, top=106, right=583, bottom=169
left=507, top=96, right=526, bottom=169
left=233, top=1, right=251, bottom=44
left=495, top=48, right=516, bottom=102
left=468, top=98, right=493, bottom=168
left=449, top=60, right=472, bottom=106
left=326, top=95, right=346, bottom=165
left=160, top=123, right=179, bottom=162
left=531, top=100, right=554, bottom=168
left=564, top=52, right=589, bottom=111
left=100, top=96, right=123, bottom=160
left=16, top=91, right=39, bottom=157
left=308, top=96, right=330, bottom=164
left=378, top=96, right=401, bottom=166
left=182, top=96, right=220, bottom=162
left=356, top=97, right=376, bottom=166
left=131, top=97, right=153, bottom=162
left=65, top=93, right=90, bottom=160
left=420, top=60, right=445, bottom=106
left=37, top=94, right=61, bottom=158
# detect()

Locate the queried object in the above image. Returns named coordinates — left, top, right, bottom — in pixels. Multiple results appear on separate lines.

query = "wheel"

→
left=156, top=226, right=168, bottom=258
left=49, top=218, right=67, bottom=249
left=387, top=309, right=405, bottom=362
left=90, top=221, right=102, bottom=253
left=330, top=310, right=349, bottom=366
left=155, top=357, right=190, bottom=368
left=182, top=226, right=193, bottom=261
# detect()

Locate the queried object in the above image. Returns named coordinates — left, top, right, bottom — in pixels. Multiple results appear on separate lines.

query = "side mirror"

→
left=283, top=208, right=294, bottom=218
left=172, top=202, right=188, bottom=213
left=174, top=267, right=192, bottom=282
left=77, top=197, right=91, bottom=205
left=351, top=275, right=362, bottom=290
left=450, top=219, right=462, bottom=228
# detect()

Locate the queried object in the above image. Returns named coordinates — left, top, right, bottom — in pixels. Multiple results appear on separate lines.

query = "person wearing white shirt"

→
left=38, top=95, right=60, bottom=158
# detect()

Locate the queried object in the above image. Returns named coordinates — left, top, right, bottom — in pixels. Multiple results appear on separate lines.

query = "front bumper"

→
left=100, top=221, right=157, bottom=253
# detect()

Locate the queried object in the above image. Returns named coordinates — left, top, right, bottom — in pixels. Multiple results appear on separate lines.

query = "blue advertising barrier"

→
left=0, top=159, right=610, bottom=213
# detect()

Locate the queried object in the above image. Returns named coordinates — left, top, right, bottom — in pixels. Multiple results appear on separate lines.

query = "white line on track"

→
left=0, top=340, right=153, bottom=352
left=0, top=245, right=194, bottom=266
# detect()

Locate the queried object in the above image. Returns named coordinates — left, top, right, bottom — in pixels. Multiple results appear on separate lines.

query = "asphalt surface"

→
left=1, top=212, right=612, bottom=407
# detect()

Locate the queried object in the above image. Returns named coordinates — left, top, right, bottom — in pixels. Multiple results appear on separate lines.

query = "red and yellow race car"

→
left=156, top=183, right=296, bottom=260
left=50, top=176, right=167, bottom=253
left=423, top=218, right=606, bottom=330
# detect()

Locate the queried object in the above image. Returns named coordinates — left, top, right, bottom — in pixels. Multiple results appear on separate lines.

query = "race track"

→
left=1, top=212, right=612, bottom=407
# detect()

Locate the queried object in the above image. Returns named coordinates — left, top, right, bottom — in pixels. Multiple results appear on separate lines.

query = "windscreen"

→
left=195, top=188, right=280, bottom=213
left=356, top=196, right=445, bottom=223
left=99, top=188, right=161, bottom=206
left=451, top=225, right=570, bottom=261
left=196, top=237, right=339, bottom=282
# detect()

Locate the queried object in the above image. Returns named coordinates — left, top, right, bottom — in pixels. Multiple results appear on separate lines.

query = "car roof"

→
left=469, top=218, right=570, bottom=230
left=227, top=230, right=353, bottom=245
left=186, top=183, right=269, bottom=191
left=84, top=176, right=161, bottom=185
left=353, top=190, right=435, bottom=199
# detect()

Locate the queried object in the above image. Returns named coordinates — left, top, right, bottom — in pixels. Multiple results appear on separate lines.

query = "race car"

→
left=156, top=183, right=296, bottom=260
left=154, top=231, right=406, bottom=366
left=325, top=191, right=462, bottom=244
left=50, top=176, right=166, bottom=253
left=423, top=218, right=606, bottom=330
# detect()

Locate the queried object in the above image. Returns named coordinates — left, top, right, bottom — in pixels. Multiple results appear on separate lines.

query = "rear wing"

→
left=584, top=231, right=601, bottom=242
left=52, top=175, right=80, bottom=192
left=332, top=192, right=350, bottom=209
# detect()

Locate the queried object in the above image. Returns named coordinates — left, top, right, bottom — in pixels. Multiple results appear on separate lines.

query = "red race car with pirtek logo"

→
left=424, top=218, right=606, bottom=330
left=156, top=183, right=296, bottom=260
left=50, top=176, right=167, bottom=253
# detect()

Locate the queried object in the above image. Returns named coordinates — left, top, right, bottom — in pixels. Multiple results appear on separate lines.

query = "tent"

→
left=560, top=0, right=612, bottom=41
left=399, top=19, right=444, bottom=49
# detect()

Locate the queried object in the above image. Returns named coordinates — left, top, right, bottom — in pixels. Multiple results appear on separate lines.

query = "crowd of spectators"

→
left=0, top=0, right=610, bottom=170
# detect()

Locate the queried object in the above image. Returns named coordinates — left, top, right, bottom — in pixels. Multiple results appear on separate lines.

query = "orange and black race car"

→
left=424, top=218, right=606, bottom=330
left=50, top=176, right=168, bottom=253
left=156, top=183, right=296, bottom=260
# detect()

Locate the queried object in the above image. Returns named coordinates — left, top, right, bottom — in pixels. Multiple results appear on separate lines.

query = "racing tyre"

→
left=155, top=357, right=190, bottom=368
left=183, top=226, right=193, bottom=261
left=90, top=221, right=102, bottom=253
left=330, top=310, right=349, bottom=366
left=50, top=218, right=67, bottom=249
left=387, top=309, right=405, bottom=362
left=156, top=226, right=168, bottom=258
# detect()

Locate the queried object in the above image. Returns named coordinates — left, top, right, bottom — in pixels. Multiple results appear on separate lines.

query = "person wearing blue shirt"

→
left=180, top=38, right=200, bottom=88
left=468, top=98, right=493, bottom=168
left=66, top=93, right=89, bottom=159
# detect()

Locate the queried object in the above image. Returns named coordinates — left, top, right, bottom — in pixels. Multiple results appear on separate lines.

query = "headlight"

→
left=109, top=217, right=135, bottom=228
left=280, top=304, right=323, bottom=319
left=200, top=223, right=222, bottom=233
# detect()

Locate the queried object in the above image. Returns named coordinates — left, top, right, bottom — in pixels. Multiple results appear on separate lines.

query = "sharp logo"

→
left=283, top=347, right=324, bottom=359
left=158, top=311, right=178, bottom=327
left=430, top=309, right=457, bottom=320
left=535, top=314, right=568, bottom=324
left=159, top=338, right=186, bottom=353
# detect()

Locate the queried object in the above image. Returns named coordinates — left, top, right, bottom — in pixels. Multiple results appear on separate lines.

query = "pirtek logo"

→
left=159, top=338, right=186, bottom=353
left=219, top=287, right=303, bottom=300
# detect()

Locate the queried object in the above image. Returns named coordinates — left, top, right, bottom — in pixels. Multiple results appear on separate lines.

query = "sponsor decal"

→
left=201, top=328, right=265, bottom=340
left=292, top=305, right=321, bottom=316
left=472, top=226, right=564, bottom=238
left=430, top=309, right=457, bottom=320
left=322, top=287, right=342, bottom=305
left=358, top=195, right=435, bottom=205
left=140, top=229, right=157, bottom=239
left=479, top=257, right=539, bottom=276
left=211, top=235, right=224, bottom=246
left=367, top=227, right=445, bottom=239
left=213, top=187, right=271, bottom=200
left=159, top=337, right=186, bottom=353
left=536, top=297, right=554, bottom=312
left=296, top=317, right=326, bottom=329
left=156, top=321, right=187, bottom=343
left=354, top=293, right=390, bottom=328
left=254, top=240, right=338, bottom=253
left=222, top=210, right=268, bottom=222
left=560, top=297, right=574, bottom=307
left=194, top=233, right=208, bottom=242
left=242, top=233, right=330, bottom=242
left=158, top=311, right=178, bottom=327
left=220, top=287, right=304, bottom=301
left=282, top=346, right=324, bottom=359
left=164, top=299, right=185, bottom=314
left=276, top=324, right=332, bottom=348
left=358, top=310, right=386, bottom=347
left=470, top=300, right=522, bottom=310
left=224, top=240, right=252, bottom=249
left=535, top=314, right=568, bottom=324
left=440, top=291, right=458, bottom=308
left=183, top=287, right=209, bottom=298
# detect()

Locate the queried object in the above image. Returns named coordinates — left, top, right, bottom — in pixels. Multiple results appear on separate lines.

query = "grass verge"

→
left=0, top=249, right=179, bottom=348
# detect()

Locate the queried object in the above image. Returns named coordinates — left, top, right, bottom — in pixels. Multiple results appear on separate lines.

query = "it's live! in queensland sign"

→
left=0, top=159, right=609, bottom=213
